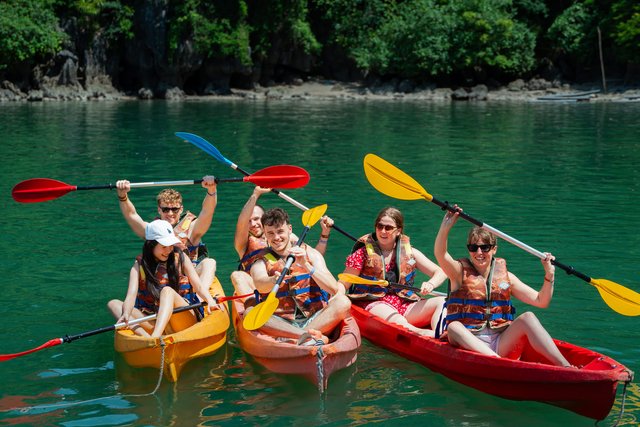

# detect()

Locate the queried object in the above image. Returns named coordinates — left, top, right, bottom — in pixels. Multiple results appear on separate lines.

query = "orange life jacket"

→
left=134, top=255, right=198, bottom=314
left=348, top=233, right=420, bottom=302
left=238, top=234, right=269, bottom=272
left=445, top=257, right=514, bottom=332
left=173, top=211, right=208, bottom=264
left=261, top=244, right=329, bottom=321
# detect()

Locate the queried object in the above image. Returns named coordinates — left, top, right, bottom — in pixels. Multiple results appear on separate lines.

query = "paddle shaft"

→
left=386, top=281, right=446, bottom=297
left=430, top=196, right=591, bottom=282
left=73, top=177, right=277, bottom=192
left=64, top=301, right=206, bottom=343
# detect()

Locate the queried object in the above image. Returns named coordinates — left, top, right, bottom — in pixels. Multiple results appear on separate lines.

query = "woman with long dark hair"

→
left=108, top=220, right=216, bottom=337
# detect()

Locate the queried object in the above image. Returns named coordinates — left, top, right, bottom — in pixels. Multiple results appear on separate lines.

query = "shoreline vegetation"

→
left=3, top=2, right=640, bottom=105
left=2, top=77, right=640, bottom=103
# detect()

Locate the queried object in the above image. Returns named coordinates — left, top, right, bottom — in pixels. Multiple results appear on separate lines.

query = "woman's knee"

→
left=200, top=257, right=216, bottom=271
left=331, top=294, right=351, bottom=315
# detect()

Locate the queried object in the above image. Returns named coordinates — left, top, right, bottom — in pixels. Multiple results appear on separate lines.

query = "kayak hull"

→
left=232, top=298, right=361, bottom=390
left=351, top=305, right=633, bottom=420
left=114, top=277, right=230, bottom=382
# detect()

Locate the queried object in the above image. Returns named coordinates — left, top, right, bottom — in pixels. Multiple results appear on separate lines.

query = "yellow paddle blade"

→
left=243, top=293, right=280, bottom=330
left=302, top=203, right=328, bottom=227
left=338, top=273, right=389, bottom=287
left=591, top=278, right=640, bottom=316
left=363, top=154, right=433, bottom=201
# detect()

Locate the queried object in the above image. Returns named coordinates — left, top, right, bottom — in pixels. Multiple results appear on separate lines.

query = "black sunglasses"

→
left=467, top=244, right=494, bottom=253
left=376, top=223, right=397, bottom=232
left=160, top=206, right=182, bottom=213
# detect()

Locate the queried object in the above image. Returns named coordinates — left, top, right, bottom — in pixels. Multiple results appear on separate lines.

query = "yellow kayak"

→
left=114, top=277, right=230, bottom=382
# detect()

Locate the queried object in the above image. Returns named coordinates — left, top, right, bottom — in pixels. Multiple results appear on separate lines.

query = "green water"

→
left=0, top=100, right=639, bottom=426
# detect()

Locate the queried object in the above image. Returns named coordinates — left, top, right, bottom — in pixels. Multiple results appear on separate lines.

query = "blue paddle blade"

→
left=175, top=132, right=232, bottom=166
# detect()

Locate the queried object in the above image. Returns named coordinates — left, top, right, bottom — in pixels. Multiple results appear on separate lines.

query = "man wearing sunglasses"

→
left=434, top=207, right=572, bottom=367
left=114, top=176, right=218, bottom=291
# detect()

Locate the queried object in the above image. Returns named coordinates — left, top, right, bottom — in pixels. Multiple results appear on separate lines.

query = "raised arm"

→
left=314, top=215, right=334, bottom=256
left=116, top=180, right=146, bottom=239
left=189, top=176, right=217, bottom=245
left=234, top=186, right=270, bottom=257
left=434, top=207, right=463, bottom=290
left=509, top=253, right=557, bottom=308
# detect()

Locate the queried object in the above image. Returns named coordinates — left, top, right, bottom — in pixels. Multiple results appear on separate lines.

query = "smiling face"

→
left=249, top=206, right=265, bottom=238
left=152, top=242, right=175, bottom=262
left=467, top=227, right=498, bottom=272
left=375, top=215, right=401, bottom=246
left=156, top=189, right=183, bottom=226
left=263, top=222, right=292, bottom=255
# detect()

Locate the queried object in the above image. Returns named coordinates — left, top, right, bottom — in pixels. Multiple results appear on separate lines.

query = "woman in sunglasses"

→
left=434, top=207, right=572, bottom=367
left=339, top=207, right=448, bottom=337
left=107, top=220, right=217, bottom=337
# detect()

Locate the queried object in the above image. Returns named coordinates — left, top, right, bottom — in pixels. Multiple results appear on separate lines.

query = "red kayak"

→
left=351, top=305, right=633, bottom=420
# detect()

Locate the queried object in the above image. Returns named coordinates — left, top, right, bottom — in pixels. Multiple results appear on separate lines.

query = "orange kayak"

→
left=114, top=277, right=230, bottom=382
left=232, top=298, right=361, bottom=391
left=351, top=304, right=633, bottom=420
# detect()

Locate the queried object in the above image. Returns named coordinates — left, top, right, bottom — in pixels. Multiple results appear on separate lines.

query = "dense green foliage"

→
left=0, top=0, right=637, bottom=82
left=316, top=0, right=537, bottom=78
left=0, top=0, right=65, bottom=69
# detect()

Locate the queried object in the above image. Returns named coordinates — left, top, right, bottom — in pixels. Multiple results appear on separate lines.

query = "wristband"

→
left=118, top=195, right=128, bottom=202
left=320, top=233, right=330, bottom=239
left=544, top=275, right=554, bottom=283
left=207, top=191, right=217, bottom=197
left=318, top=238, right=328, bottom=244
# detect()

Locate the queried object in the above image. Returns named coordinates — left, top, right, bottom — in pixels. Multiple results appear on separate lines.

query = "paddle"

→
left=243, top=204, right=328, bottom=331
left=363, top=153, right=640, bottom=317
left=338, top=273, right=446, bottom=297
left=12, top=165, right=310, bottom=203
left=175, top=132, right=358, bottom=241
left=0, top=293, right=252, bottom=362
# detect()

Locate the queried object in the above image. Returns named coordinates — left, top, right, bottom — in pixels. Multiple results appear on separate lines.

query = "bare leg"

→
left=196, top=257, right=216, bottom=292
left=369, top=301, right=435, bottom=337
left=152, top=287, right=194, bottom=337
left=447, top=321, right=499, bottom=356
left=106, top=299, right=152, bottom=337
left=498, top=312, right=571, bottom=367
left=231, top=271, right=256, bottom=295
left=307, top=294, right=351, bottom=336
left=404, top=296, right=446, bottom=330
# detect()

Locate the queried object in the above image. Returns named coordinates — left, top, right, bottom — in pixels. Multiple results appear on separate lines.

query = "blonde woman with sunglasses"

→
left=434, top=206, right=572, bottom=367
left=339, top=207, right=448, bottom=337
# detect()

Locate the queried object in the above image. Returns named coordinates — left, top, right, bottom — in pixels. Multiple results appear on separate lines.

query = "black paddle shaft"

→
left=430, top=195, right=591, bottom=282
left=62, top=302, right=205, bottom=343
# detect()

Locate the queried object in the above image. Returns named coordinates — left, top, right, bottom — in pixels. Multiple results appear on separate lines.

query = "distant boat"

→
left=537, top=89, right=600, bottom=101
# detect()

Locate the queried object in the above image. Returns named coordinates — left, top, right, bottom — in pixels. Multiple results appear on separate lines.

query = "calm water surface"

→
left=0, top=99, right=639, bottom=426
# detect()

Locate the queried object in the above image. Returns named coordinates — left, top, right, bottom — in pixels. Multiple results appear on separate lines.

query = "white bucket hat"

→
left=145, top=220, right=181, bottom=246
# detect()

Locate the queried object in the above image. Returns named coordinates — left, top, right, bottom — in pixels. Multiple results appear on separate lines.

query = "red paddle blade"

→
left=245, top=165, right=310, bottom=189
left=12, top=178, right=77, bottom=203
left=0, top=338, right=63, bottom=362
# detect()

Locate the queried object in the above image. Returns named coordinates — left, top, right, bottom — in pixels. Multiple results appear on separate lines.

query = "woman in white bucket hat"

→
left=107, top=220, right=217, bottom=337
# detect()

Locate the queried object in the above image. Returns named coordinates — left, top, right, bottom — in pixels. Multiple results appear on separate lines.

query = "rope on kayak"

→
left=0, top=337, right=168, bottom=416
left=605, top=376, right=631, bottom=427
left=315, top=342, right=326, bottom=394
